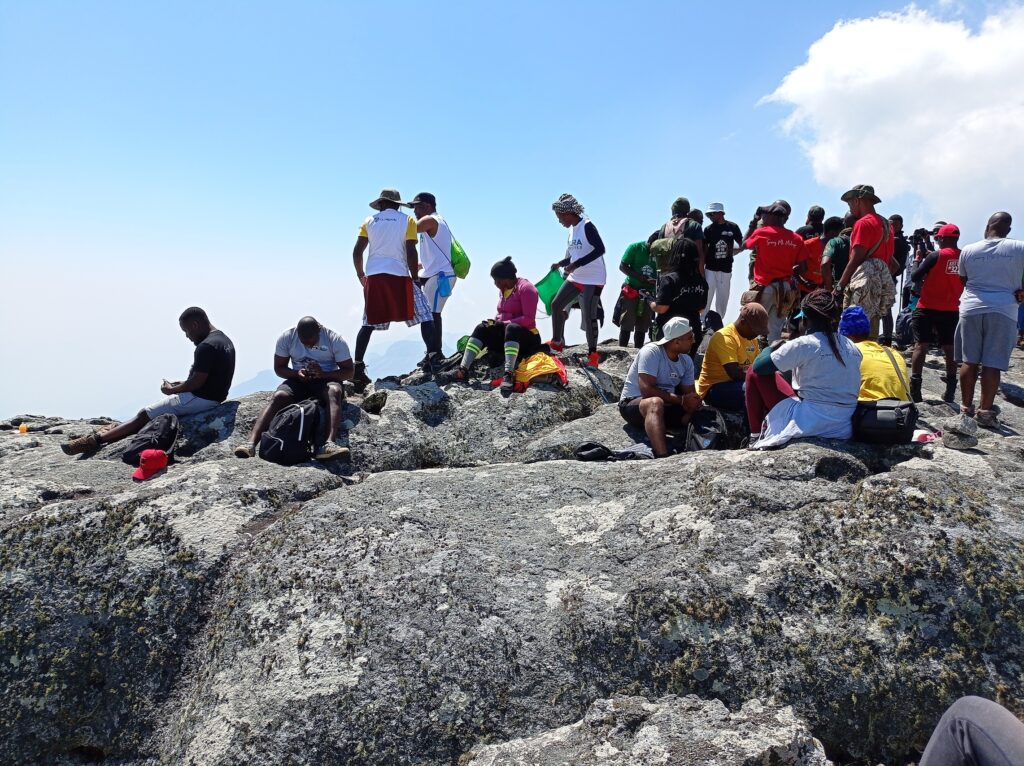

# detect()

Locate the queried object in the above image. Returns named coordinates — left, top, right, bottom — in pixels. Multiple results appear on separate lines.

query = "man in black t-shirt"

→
left=702, top=202, right=744, bottom=322
left=62, top=307, right=236, bottom=455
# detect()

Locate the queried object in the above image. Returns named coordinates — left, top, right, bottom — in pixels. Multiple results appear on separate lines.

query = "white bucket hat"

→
left=705, top=202, right=725, bottom=215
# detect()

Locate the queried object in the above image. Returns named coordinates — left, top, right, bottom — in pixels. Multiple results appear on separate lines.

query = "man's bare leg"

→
left=639, top=398, right=669, bottom=457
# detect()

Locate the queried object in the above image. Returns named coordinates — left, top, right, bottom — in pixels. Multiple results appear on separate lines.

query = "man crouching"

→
left=617, top=316, right=702, bottom=457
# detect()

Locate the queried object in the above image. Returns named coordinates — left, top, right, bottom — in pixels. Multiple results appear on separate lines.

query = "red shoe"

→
left=587, top=351, right=600, bottom=368
left=546, top=340, right=565, bottom=352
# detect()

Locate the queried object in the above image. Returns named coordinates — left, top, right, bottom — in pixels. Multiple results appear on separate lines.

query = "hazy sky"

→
left=2, top=1, right=1019, bottom=418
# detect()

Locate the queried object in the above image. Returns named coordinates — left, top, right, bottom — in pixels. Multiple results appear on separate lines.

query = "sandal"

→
left=60, top=431, right=102, bottom=456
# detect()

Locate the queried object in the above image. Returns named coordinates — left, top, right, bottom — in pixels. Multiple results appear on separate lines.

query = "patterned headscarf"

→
left=552, top=193, right=584, bottom=217
left=801, top=289, right=840, bottom=323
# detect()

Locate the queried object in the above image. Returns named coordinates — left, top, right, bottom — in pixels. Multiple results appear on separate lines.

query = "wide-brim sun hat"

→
left=369, top=188, right=405, bottom=210
left=840, top=184, right=882, bottom=205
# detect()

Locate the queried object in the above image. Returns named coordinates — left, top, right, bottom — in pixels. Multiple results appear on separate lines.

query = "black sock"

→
left=432, top=313, right=443, bottom=353
left=420, top=320, right=436, bottom=353
left=355, top=326, right=374, bottom=363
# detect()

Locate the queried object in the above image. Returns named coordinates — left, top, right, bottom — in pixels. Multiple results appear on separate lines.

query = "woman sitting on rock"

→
left=453, top=257, right=540, bottom=392
left=745, top=289, right=862, bottom=449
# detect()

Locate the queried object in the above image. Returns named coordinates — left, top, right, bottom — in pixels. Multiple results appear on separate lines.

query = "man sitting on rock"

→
left=618, top=317, right=702, bottom=457
left=838, top=305, right=910, bottom=402
left=235, top=317, right=352, bottom=461
left=453, top=257, right=541, bottom=392
left=62, top=307, right=235, bottom=455
left=696, top=302, right=769, bottom=414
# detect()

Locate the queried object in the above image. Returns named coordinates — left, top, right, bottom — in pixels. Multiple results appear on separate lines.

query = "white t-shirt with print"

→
left=275, top=327, right=352, bottom=372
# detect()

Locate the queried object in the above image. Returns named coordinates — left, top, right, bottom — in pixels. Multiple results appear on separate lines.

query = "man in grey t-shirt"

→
left=618, top=316, right=703, bottom=457
left=955, top=212, right=1024, bottom=428
left=235, top=316, right=354, bottom=461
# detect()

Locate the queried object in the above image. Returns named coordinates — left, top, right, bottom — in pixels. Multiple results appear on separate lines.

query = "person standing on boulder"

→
left=956, top=211, right=1024, bottom=428
left=744, top=202, right=807, bottom=342
left=406, top=192, right=455, bottom=368
left=702, top=202, right=745, bottom=322
left=616, top=240, right=657, bottom=348
left=651, top=196, right=706, bottom=277
left=234, top=317, right=352, bottom=461
left=62, top=307, right=235, bottom=455
left=618, top=317, right=702, bottom=458
left=547, top=193, right=607, bottom=368
left=652, top=237, right=708, bottom=355
left=909, top=224, right=963, bottom=403
left=351, top=189, right=435, bottom=393
left=453, top=257, right=541, bottom=392
left=834, top=184, right=897, bottom=340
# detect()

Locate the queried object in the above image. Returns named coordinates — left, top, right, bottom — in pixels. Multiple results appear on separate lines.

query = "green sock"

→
left=503, top=341, right=520, bottom=374
left=461, top=338, right=483, bottom=369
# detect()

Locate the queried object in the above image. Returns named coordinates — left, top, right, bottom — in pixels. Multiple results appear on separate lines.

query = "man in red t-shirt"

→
left=908, top=224, right=963, bottom=402
left=744, top=203, right=806, bottom=341
left=834, top=184, right=896, bottom=339
left=795, top=225, right=825, bottom=294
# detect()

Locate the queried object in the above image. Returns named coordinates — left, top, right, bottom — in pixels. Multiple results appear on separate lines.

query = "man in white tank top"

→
left=407, top=192, right=456, bottom=365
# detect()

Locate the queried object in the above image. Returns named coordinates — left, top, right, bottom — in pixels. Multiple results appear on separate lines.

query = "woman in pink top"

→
left=454, top=257, right=541, bottom=391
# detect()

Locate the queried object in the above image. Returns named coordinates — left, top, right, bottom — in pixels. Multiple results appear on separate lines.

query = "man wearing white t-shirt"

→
left=407, top=192, right=455, bottom=366
left=956, top=211, right=1024, bottom=428
left=617, top=317, right=703, bottom=457
left=235, top=317, right=353, bottom=461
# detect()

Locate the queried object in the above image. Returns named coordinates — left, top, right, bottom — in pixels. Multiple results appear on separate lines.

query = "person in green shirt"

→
left=617, top=241, right=657, bottom=347
left=820, top=215, right=852, bottom=291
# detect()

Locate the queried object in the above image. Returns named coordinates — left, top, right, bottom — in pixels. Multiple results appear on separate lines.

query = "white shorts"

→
left=422, top=273, right=457, bottom=314
left=144, top=392, right=220, bottom=420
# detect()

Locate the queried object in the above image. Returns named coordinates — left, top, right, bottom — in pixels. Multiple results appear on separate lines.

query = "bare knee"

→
left=326, top=382, right=344, bottom=404
left=640, top=398, right=665, bottom=416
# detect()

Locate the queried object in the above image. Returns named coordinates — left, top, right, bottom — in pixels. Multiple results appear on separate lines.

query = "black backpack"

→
left=894, top=308, right=914, bottom=349
left=681, top=408, right=728, bottom=452
left=258, top=400, right=320, bottom=465
left=122, top=413, right=179, bottom=467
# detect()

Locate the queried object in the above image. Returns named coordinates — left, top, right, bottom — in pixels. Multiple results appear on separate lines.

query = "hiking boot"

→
left=234, top=443, right=256, bottom=459
left=587, top=351, right=600, bottom=368
left=422, top=352, right=441, bottom=376
left=352, top=362, right=372, bottom=394
left=61, top=431, right=101, bottom=456
left=452, top=367, right=470, bottom=384
left=499, top=372, right=515, bottom=393
left=546, top=340, right=565, bottom=353
left=909, top=375, right=923, bottom=403
left=976, top=409, right=1000, bottom=429
left=315, top=442, right=351, bottom=461
left=942, top=379, right=957, bottom=403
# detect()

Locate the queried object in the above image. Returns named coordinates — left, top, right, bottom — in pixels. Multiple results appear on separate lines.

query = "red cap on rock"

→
left=132, top=449, right=168, bottom=481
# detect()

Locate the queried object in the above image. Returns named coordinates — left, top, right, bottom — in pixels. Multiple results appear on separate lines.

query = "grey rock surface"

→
left=464, top=695, right=832, bottom=766
left=1, top=343, right=1023, bottom=766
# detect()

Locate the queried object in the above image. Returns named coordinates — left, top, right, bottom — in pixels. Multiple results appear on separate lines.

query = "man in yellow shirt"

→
left=697, top=302, right=769, bottom=412
left=838, top=306, right=910, bottom=401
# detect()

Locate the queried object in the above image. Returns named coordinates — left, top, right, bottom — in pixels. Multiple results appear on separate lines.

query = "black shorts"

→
left=618, top=397, right=686, bottom=429
left=912, top=308, right=958, bottom=346
left=276, top=378, right=341, bottom=402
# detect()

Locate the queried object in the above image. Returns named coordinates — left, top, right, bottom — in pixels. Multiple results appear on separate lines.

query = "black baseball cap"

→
left=405, top=192, right=436, bottom=207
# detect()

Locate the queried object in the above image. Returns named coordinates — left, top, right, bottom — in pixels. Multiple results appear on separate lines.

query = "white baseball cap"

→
left=656, top=317, right=694, bottom=345
left=705, top=202, right=725, bottom=214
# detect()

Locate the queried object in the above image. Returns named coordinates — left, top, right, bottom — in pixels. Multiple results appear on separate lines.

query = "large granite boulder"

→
left=464, top=695, right=832, bottom=766
left=1, top=343, right=1022, bottom=766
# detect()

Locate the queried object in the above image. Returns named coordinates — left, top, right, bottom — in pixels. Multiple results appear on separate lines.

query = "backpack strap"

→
left=865, top=215, right=890, bottom=259
left=882, top=346, right=912, bottom=401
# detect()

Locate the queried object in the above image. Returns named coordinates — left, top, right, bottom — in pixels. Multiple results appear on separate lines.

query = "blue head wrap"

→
left=838, top=306, right=871, bottom=337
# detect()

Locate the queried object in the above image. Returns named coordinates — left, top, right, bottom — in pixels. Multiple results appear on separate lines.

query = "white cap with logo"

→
left=656, top=316, right=694, bottom=345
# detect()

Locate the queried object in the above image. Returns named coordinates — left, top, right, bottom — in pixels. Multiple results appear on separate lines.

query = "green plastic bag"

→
left=535, top=269, right=565, bottom=316
left=450, top=238, right=471, bottom=279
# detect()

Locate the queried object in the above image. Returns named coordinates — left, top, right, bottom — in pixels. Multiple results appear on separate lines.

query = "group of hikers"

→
left=59, top=186, right=1024, bottom=462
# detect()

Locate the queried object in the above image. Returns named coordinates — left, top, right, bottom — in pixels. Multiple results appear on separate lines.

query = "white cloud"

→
left=766, top=4, right=1024, bottom=235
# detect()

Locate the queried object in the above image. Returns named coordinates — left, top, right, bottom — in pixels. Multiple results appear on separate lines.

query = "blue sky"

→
left=0, top=0, right=1010, bottom=418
